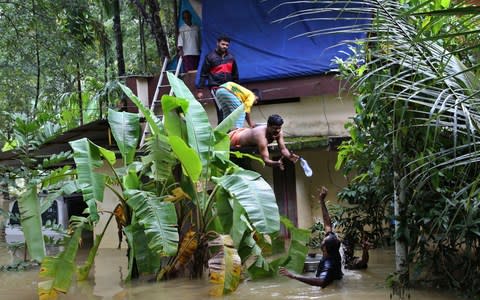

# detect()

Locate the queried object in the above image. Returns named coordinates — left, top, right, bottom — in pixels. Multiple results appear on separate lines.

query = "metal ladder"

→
left=140, top=56, right=183, bottom=147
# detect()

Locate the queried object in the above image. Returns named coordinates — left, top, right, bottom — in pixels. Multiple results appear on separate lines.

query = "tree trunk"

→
left=0, top=181, right=10, bottom=243
left=112, top=0, right=128, bottom=110
left=32, top=0, right=41, bottom=117
left=130, top=0, right=170, bottom=59
left=394, top=174, right=408, bottom=274
left=113, top=0, right=126, bottom=77
left=76, top=62, right=83, bottom=125
left=393, top=151, right=409, bottom=298
left=139, top=15, right=147, bottom=72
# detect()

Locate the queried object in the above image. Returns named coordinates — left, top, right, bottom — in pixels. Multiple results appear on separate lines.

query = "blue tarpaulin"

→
left=197, top=0, right=368, bottom=84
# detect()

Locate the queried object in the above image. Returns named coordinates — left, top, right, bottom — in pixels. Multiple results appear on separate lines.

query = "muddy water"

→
left=0, top=245, right=462, bottom=300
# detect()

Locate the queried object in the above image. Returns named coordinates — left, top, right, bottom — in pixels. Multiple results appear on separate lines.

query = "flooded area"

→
left=0, top=244, right=463, bottom=300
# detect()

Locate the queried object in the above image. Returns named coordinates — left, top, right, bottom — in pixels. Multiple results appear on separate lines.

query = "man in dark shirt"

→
left=196, top=35, right=239, bottom=123
left=279, top=187, right=343, bottom=287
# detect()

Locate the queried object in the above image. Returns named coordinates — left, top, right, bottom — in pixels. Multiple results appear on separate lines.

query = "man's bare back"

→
left=233, top=125, right=273, bottom=147
left=228, top=115, right=298, bottom=169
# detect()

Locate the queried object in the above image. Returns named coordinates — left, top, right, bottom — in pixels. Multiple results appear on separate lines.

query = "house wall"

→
left=202, top=93, right=354, bottom=137
left=250, top=144, right=348, bottom=230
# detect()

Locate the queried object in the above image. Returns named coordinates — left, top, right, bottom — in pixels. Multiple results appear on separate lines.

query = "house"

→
left=0, top=0, right=364, bottom=249
left=124, top=0, right=365, bottom=234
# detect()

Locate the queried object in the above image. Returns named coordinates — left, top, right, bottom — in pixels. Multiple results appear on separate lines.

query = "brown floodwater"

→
left=0, top=244, right=463, bottom=300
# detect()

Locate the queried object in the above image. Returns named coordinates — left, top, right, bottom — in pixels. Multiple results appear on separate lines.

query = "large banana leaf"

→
left=168, top=135, right=202, bottom=182
left=38, top=227, right=83, bottom=300
left=18, top=184, right=45, bottom=261
left=161, top=94, right=189, bottom=140
left=215, top=189, right=234, bottom=234
left=208, top=235, right=242, bottom=296
left=279, top=217, right=309, bottom=273
left=244, top=233, right=274, bottom=280
left=167, top=72, right=215, bottom=170
left=125, top=190, right=179, bottom=256
left=119, top=83, right=162, bottom=137
left=107, top=108, right=140, bottom=165
left=214, top=169, right=280, bottom=233
left=214, top=104, right=245, bottom=135
left=141, top=133, right=176, bottom=184
left=69, top=138, right=111, bottom=222
left=124, top=223, right=161, bottom=276
left=213, top=104, right=246, bottom=157
left=230, top=199, right=249, bottom=248
left=159, top=230, right=198, bottom=280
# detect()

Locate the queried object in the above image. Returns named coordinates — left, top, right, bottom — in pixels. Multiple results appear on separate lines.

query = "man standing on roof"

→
left=215, top=81, right=258, bottom=129
left=196, top=36, right=239, bottom=122
left=228, top=114, right=298, bottom=169
left=177, top=10, right=200, bottom=72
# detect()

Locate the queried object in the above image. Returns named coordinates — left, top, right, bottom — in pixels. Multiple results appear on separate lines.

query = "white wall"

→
left=203, top=93, right=354, bottom=137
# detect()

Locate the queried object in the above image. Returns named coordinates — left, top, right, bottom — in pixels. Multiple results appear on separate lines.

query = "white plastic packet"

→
left=299, top=157, right=313, bottom=177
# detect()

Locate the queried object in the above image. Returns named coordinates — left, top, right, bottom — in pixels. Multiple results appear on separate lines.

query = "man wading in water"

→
left=279, top=187, right=343, bottom=287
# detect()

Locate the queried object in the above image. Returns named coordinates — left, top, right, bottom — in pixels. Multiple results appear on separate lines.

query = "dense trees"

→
left=0, top=0, right=177, bottom=144
left=284, top=0, right=480, bottom=297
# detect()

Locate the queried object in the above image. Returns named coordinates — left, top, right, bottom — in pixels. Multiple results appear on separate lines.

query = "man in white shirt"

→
left=177, top=10, right=200, bottom=72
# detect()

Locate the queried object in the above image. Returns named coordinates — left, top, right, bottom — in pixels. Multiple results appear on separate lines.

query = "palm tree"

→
left=278, top=0, right=480, bottom=296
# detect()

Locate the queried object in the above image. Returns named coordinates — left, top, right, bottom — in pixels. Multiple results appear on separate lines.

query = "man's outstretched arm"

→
left=318, top=187, right=332, bottom=233
left=279, top=267, right=328, bottom=288
left=258, top=140, right=283, bottom=169
left=276, top=133, right=299, bottom=163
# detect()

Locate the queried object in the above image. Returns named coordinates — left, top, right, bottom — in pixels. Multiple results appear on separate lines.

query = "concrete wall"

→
left=202, top=93, right=354, bottom=138
left=250, top=147, right=348, bottom=230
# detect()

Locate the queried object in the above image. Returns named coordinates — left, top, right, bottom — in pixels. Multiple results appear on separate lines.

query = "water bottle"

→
left=300, top=157, right=313, bottom=177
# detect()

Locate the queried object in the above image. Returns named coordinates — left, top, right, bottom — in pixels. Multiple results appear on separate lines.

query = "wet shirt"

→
left=315, top=232, right=343, bottom=284
left=315, top=256, right=343, bottom=284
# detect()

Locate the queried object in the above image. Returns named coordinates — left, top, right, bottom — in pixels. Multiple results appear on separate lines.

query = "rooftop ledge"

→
left=234, top=135, right=348, bottom=155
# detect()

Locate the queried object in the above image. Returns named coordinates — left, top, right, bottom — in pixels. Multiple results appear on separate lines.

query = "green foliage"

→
left=0, top=112, right=75, bottom=264
left=18, top=184, right=45, bottom=261
left=306, top=220, right=324, bottom=249
left=38, top=227, right=83, bottom=298
left=37, top=74, right=305, bottom=298
left=125, top=190, right=179, bottom=256
left=302, top=0, right=480, bottom=297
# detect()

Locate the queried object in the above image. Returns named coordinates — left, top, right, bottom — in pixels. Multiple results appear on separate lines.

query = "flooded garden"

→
left=0, top=244, right=463, bottom=300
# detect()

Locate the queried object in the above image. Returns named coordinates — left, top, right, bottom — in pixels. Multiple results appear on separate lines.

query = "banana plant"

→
left=0, top=112, right=75, bottom=262
left=121, top=73, right=286, bottom=289
left=38, top=73, right=308, bottom=299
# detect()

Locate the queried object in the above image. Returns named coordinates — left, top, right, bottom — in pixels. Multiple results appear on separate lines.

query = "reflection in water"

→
left=0, top=245, right=462, bottom=300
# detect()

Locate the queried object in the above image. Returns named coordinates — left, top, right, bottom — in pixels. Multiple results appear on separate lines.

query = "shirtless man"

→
left=228, top=114, right=299, bottom=169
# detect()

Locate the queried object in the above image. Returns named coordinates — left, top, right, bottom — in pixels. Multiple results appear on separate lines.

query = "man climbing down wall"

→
left=215, top=81, right=258, bottom=129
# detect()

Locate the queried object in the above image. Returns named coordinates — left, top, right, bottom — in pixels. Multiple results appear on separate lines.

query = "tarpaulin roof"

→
left=196, top=0, right=368, bottom=84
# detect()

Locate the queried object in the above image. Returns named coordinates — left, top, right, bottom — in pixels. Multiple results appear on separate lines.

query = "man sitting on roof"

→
left=228, top=114, right=299, bottom=169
